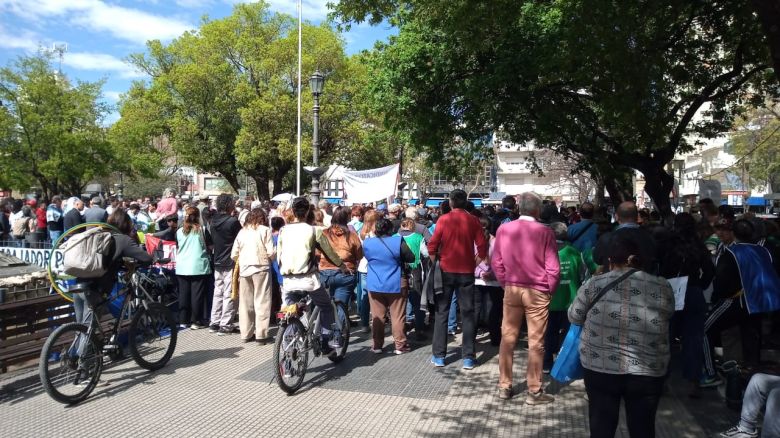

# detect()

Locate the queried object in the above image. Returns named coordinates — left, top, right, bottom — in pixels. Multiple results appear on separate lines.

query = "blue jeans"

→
left=739, top=373, right=780, bottom=436
left=356, top=272, right=370, bottom=328
left=320, top=270, right=356, bottom=307
left=49, top=230, right=62, bottom=243
left=448, top=290, right=458, bottom=332
left=406, top=288, right=426, bottom=333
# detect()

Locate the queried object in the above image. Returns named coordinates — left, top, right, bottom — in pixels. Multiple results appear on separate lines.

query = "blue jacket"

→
left=567, top=219, right=597, bottom=253
left=728, top=244, right=780, bottom=314
left=364, top=236, right=413, bottom=293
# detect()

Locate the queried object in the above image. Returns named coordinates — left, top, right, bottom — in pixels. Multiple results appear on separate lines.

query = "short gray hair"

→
left=90, top=197, right=102, bottom=207
left=518, top=192, right=542, bottom=217
left=550, top=221, right=568, bottom=240
left=405, top=207, right=417, bottom=220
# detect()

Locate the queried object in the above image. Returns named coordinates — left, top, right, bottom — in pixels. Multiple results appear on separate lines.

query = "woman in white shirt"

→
left=231, top=208, right=276, bottom=343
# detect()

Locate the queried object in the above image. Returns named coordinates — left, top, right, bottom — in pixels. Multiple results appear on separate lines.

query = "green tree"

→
left=730, top=104, right=780, bottom=193
left=0, top=53, right=115, bottom=198
left=124, top=2, right=398, bottom=199
left=108, top=85, right=171, bottom=181
left=332, top=0, right=778, bottom=221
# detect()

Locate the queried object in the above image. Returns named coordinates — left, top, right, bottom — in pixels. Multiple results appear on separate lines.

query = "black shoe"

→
left=242, top=335, right=255, bottom=343
left=208, top=324, right=219, bottom=333
left=217, top=327, right=232, bottom=336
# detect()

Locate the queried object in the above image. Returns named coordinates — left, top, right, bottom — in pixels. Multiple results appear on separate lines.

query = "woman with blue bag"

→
left=566, top=234, right=674, bottom=438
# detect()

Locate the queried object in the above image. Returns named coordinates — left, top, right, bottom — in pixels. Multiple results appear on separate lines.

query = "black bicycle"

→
left=39, top=258, right=177, bottom=404
left=273, top=292, right=350, bottom=394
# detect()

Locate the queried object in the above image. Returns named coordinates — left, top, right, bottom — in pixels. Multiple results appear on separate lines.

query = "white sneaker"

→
left=720, top=425, right=758, bottom=438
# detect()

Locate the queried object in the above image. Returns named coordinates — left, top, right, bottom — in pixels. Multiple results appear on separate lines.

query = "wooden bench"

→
left=0, top=294, right=73, bottom=373
left=0, top=293, right=137, bottom=373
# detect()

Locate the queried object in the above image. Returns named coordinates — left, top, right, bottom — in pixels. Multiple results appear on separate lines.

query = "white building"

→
left=493, top=138, right=591, bottom=205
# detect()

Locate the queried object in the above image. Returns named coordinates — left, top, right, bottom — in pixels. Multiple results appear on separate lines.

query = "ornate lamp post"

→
left=308, top=69, right=325, bottom=205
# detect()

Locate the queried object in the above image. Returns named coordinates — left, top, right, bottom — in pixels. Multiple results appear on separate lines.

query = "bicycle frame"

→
left=276, top=295, right=344, bottom=356
left=75, top=265, right=158, bottom=358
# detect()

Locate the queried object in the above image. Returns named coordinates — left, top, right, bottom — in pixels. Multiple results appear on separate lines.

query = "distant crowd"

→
left=2, top=187, right=779, bottom=438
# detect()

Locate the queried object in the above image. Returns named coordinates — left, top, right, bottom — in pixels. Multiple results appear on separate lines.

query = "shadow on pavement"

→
left=0, top=347, right=241, bottom=406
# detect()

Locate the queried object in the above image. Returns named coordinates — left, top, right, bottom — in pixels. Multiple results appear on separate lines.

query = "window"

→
left=432, top=173, right=449, bottom=186
left=325, top=180, right=343, bottom=197
left=203, top=177, right=229, bottom=192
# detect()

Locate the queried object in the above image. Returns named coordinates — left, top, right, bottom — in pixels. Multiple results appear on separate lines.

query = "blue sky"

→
left=0, top=0, right=395, bottom=124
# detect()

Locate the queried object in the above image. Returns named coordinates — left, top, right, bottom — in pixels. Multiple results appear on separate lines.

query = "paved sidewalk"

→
left=0, top=326, right=732, bottom=437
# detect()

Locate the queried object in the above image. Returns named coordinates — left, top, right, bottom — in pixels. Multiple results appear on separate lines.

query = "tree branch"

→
left=667, top=41, right=747, bottom=159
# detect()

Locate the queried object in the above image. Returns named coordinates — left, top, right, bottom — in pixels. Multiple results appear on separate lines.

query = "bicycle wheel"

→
left=329, top=301, right=351, bottom=363
left=39, top=322, right=103, bottom=405
left=273, top=318, right=308, bottom=394
left=129, top=302, right=178, bottom=371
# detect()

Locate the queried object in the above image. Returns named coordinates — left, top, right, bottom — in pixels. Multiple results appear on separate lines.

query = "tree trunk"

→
left=641, top=166, right=675, bottom=226
left=753, top=0, right=780, bottom=84
left=272, top=172, right=285, bottom=197
left=603, top=169, right=634, bottom=206
left=254, top=176, right=270, bottom=201
left=593, top=178, right=606, bottom=208
left=267, top=161, right=294, bottom=198
left=222, top=173, right=241, bottom=194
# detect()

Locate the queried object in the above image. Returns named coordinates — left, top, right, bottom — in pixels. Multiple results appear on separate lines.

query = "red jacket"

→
left=428, top=209, right=488, bottom=274
left=36, top=207, right=46, bottom=230
left=491, top=217, right=560, bottom=293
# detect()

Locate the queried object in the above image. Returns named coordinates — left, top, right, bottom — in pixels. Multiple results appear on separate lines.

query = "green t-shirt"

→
left=582, top=247, right=599, bottom=276
left=550, top=243, right=583, bottom=311
left=175, top=228, right=212, bottom=276
left=396, top=232, right=423, bottom=270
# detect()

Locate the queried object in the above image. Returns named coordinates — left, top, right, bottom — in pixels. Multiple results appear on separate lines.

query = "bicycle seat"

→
left=68, top=282, right=94, bottom=294
left=285, top=290, right=310, bottom=301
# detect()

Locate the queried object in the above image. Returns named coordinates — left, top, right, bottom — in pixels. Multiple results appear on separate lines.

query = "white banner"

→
left=342, top=164, right=400, bottom=204
left=0, top=246, right=63, bottom=271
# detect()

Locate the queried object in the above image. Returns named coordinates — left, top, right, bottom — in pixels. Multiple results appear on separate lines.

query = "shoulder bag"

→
left=550, top=268, right=638, bottom=383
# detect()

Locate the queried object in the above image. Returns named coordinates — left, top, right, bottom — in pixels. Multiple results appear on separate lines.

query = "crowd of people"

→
left=2, top=186, right=779, bottom=437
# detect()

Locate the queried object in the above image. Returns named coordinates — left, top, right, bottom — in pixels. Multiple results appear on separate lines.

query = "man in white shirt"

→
left=278, top=197, right=348, bottom=355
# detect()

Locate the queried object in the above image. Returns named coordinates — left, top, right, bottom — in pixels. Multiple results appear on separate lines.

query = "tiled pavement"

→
left=0, top=324, right=735, bottom=437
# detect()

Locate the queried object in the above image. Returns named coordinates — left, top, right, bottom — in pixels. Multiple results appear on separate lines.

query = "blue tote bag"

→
left=551, top=269, right=637, bottom=383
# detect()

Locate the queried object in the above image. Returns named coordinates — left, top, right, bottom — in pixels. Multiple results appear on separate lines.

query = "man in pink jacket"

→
left=492, top=192, right=560, bottom=404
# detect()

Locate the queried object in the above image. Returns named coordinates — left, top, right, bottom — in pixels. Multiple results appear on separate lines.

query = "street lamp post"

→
left=309, top=69, right=325, bottom=205
left=117, top=172, right=125, bottom=202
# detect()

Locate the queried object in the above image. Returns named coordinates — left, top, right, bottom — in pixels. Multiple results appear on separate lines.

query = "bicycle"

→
left=273, top=292, right=350, bottom=394
left=38, top=258, right=178, bottom=404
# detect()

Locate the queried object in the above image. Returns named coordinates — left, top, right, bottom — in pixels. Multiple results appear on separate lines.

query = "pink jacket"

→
left=491, top=217, right=560, bottom=294
left=156, top=197, right=178, bottom=218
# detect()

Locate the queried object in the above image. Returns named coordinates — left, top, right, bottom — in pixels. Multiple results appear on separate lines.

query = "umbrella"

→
left=271, top=193, right=295, bottom=202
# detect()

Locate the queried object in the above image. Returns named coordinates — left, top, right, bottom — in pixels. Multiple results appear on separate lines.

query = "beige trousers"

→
left=499, top=286, right=550, bottom=393
left=238, top=270, right=272, bottom=340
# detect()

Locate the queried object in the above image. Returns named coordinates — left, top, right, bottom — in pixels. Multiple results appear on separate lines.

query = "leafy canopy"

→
left=0, top=53, right=116, bottom=197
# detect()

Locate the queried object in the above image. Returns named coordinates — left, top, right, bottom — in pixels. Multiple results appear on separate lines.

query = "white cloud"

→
left=63, top=52, right=144, bottom=79
left=0, top=0, right=194, bottom=45
left=228, top=0, right=331, bottom=21
left=103, top=91, right=123, bottom=102
left=0, top=28, right=44, bottom=51
left=175, top=0, right=215, bottom=7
